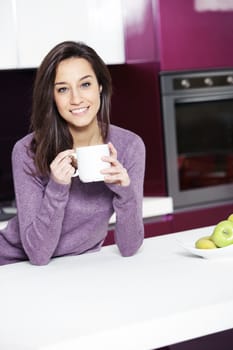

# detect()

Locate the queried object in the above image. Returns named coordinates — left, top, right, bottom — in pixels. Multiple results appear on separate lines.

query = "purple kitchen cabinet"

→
left=158, top=0, right=233, bottom=70
left=123, top=0, right=159, bottom=63
left=123, top=0, right=233, bottom=70
left=103, top=229, right=115, bottom=246
left=144, top=215, right=173, bottom=237
left=172, top=202, right=233, bottom=233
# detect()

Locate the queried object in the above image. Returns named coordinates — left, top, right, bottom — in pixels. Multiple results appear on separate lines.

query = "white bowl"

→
left=177, top=237, right=233, bottom=259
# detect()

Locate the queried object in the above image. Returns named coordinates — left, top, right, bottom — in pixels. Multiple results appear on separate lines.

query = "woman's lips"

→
left=70, top=107, right=89, bottom=115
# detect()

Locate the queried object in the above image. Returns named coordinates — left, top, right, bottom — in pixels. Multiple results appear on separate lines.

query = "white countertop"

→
left=1, top=225, right=233, bottom=350
left=0, top=196, right=173, bottom=229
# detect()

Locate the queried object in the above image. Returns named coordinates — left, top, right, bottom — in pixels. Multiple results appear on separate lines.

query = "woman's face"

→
left=54, top=57, right=102, bottom=132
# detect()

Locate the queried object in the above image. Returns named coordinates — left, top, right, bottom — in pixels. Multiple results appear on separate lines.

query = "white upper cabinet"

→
left=1, top=0, right=125, bottom=69
left=0, top=0, right=18, bottom=69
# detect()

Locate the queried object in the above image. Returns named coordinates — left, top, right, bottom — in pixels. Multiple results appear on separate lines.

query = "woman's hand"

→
left=50, top=150, right=76, bottom=185
left=101, top=142, right=130, bottom=187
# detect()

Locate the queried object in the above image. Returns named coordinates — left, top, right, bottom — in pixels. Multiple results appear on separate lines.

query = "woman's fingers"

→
left=101, top=143, right=130, bottom=187
left=50, top=149, right=76, bottom=184
left=50, top=149, right=75, bottom=167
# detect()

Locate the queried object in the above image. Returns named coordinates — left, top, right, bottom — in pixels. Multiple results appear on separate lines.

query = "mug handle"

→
left=71, top=153, right=79, bottom=177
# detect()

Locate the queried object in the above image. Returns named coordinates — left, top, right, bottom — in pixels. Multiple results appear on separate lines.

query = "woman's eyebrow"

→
left=80, top=74, right=93, bottom=81
left=54, top=81, right=66, bottom=85
left=54, top=75, right=93, bottom=86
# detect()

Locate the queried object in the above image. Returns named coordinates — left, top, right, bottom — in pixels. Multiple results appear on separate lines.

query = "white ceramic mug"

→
left=72, top=144, right=110, bottom=182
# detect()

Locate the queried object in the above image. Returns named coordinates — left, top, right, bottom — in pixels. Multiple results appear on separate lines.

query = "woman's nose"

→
left=70, top=89, right=83, bottom=104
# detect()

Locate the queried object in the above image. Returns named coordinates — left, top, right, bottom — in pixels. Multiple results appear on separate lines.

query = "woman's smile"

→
left=70, top=107, right=89, bottom=115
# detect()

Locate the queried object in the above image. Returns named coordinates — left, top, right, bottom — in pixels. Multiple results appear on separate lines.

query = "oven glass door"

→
left=176, top=96, right=233, bottom=191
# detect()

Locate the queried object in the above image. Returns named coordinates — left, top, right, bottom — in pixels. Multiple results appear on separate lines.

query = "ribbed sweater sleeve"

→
left=12, top=139, right=70, bottom=265
left=106, top=134, right=146, bottom=256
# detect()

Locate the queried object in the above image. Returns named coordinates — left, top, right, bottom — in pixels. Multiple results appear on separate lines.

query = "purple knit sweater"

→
left=0, top=125, right=145, bottom=265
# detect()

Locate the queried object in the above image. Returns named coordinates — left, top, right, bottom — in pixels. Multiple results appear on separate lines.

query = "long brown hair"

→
left=30, top=41, right=112, bottom=176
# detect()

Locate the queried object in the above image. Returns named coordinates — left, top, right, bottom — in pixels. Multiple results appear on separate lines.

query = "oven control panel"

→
left=175, top=74, right=233, bottom=90
left=160, top=69, right=233, bottom=93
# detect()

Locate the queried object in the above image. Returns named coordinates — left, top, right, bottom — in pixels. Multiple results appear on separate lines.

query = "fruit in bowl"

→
left=227, top=213, right=233, bottom=223
left=195, top=214, right=233, bottom=249
left=210, top=220, right=233, bottom=248
left=195, top=236, right=217, bottom=249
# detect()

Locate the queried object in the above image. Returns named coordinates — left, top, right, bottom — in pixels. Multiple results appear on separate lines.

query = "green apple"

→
left=195, top=236, right=217, bottom=249
left=227, top=214, right=233, bottom=223
left=211, top=220, right=233, bottom=248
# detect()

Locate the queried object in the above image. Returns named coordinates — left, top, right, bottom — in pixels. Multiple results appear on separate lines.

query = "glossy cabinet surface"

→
left=0, top=0, right=17, bottom=69
left=1, top=0, right=125, bottom=68
left=158, top=0, right=233, bottom=70
left=172, top=202, right=233, bottom=233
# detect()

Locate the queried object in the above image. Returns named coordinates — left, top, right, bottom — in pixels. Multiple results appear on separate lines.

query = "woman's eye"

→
left=81, top=82, right=91, bottom=88
left=57, top=87, right=68, bottom=93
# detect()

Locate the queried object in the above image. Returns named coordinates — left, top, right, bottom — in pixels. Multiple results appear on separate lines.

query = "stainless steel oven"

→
left=160, top=69, right=233, bottom=209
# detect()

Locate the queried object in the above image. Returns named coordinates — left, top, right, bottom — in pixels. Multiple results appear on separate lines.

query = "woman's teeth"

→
left=71, top=107, right=88, bottom=114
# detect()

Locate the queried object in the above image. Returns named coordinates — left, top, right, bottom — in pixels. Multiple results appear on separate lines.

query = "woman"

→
left=0, top=41, right=145, bottom=266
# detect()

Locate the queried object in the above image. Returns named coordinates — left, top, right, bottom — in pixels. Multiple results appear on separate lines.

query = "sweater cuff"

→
left=106, top=182, right=135, bottom=202
left=46, top=178, right=71, bottom=200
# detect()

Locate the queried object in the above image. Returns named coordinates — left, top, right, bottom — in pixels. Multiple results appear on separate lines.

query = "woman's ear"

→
left=99, top=85, right=103, bottom=94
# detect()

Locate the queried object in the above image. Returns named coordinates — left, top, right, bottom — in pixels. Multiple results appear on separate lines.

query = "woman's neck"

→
left=70, top=121, right=103, bottom=148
